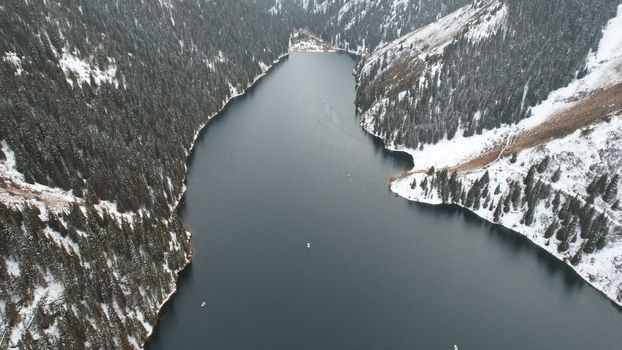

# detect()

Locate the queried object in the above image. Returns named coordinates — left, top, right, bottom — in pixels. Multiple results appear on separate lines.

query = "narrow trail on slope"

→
left=388, top=83, right=622, bottom=183
left=451, top=83, right=622, bottom=172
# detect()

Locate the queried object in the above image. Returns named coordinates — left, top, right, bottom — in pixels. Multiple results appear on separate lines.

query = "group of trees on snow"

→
left=415, top=159, right=620, bottom=272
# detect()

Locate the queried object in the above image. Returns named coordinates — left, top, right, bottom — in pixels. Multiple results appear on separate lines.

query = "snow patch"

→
left=7, top=273, right=65, bottom=348
left=5, top=257, right=20, bottom=277
left=43, top=227, right=82, bottom=260
left=3, top=51, right=23, bottom=75
left=465, top=3, right=508, bottom=43
left=59, top=49, right=119, bottom=89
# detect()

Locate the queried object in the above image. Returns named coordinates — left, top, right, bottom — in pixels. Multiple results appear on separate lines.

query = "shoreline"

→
left=141, top=50, right=290, bottom=348
left=357, top=108, right=622, bottom=309
left=389, top=190, right=622, bottom=310
left=145, top=44, right=621, bottom=347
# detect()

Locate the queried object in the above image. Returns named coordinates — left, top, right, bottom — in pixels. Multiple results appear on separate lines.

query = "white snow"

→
left=43, top=227, right=82, bottom=261
left=371, top=5, right=622, bottom=307
left=96, top=200, right=136, bottom=227
left=362, top=3, right=622, bottom=173
left=392, top=113, right=622, bottom=307
left=5, top=257, right=20, bottom=277
left=289, top=39, right=338, bottom=53
left=3, top=51, right=23, bottom=75
left=465, top=3, right=508, bottom=43
left=0, top=140, right=77, bottom=214
left=7, top=273, right=65, bottom=349
left=1, top=139, right=142, bottom=230
left=59, top=49, right=119, bottom=88
left=361, top=1, right=503, bottom=79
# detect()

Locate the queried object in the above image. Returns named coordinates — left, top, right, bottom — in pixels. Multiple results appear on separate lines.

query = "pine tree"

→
left=544, top=220, right=558, bottom=239
left=510, top=182, right=522, bottom=210
left=493, top=200, right=503, bottom=222
left=557, top=200, right=570, bottom=220
left=480, top=170, right=490, bottom=185
left=503, top=194, right=511, bottom=213
left=537, top=155, right=550, bottom=173
left=603, top=174, right=618, bottom=203
left=552, top=192, right=561, bottom=212
left=551, top=167, right=561, bottom=182
left=570, top=249, right=582, bottom=266
left=421, top=177, right=428, bottom=193
left=524, top=165, right=536, bottom=186
left=584, top=214, right=608, bottom=254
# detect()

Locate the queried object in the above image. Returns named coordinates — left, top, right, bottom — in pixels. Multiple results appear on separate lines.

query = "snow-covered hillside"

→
left=372, top=4, right=622, bottom=306
left=268, top=0, right=468, bottom=53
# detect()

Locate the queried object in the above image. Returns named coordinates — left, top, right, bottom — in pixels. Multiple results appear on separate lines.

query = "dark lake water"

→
left=147, top=53, right=622, bottom=350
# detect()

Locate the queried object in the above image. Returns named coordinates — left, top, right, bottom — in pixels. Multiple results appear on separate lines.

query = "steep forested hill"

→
left=352, top=0, right=622, bottom=305
left=356, top=0, right=618, bottom=148
left=0, top=0, right=288, bottom=348
left=259, top=0, right=469, bottom=53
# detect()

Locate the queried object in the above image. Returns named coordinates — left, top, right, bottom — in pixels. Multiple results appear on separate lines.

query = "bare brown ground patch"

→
left=0, top=176, right=80, bottom=208
left=388, top=83, right=622, bottom=182
left=451, top=83, right=622, bottom=172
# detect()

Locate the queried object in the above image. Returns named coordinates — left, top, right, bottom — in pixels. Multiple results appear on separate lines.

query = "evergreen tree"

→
left=494, top=183, right=501, bottom=195
left=524, top=165, right=537, bottom=186
left=503, top=194, right=511, bottom=213
left=493, top=199, right=503, bottom=222
left=544, top=220, right=558, bottom=239
left=537, top=155, right=550, bottom=173
left=551, top=167, right=561, bottom=182
left=603, top=174, right=618, bottom=203
left=552, top=192, right=561, bottom=212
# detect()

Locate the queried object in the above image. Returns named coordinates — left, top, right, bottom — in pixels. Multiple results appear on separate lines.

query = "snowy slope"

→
left=270, top=0, right=468, bottom=53
left=383, top=4, right=622, bottom=306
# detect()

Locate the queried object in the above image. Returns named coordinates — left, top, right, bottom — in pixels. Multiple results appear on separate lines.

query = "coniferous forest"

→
left=1, top=0, right=621, bottom=348
left=1, top=0, right=288, bottom=348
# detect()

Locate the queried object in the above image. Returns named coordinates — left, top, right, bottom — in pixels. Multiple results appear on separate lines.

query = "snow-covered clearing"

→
left=289, top=30, right=340, bottom=53
left=59, top=49, right=119, bottom=88
left=360, top=0, right=506, bottom=79
left=6, top=274, right=64, bottom=349
left=3, top=51, right=24, bottom=75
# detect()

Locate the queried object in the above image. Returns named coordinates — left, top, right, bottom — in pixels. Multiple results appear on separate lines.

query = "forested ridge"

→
left=0, top=0, right=288, bottom=348
left=356, top=0, right=618, bottom=148
left=257, top=0, right=469, bottom=53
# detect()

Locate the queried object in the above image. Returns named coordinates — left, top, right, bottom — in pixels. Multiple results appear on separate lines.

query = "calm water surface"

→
left=148, top=53, right=622, bottom=350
